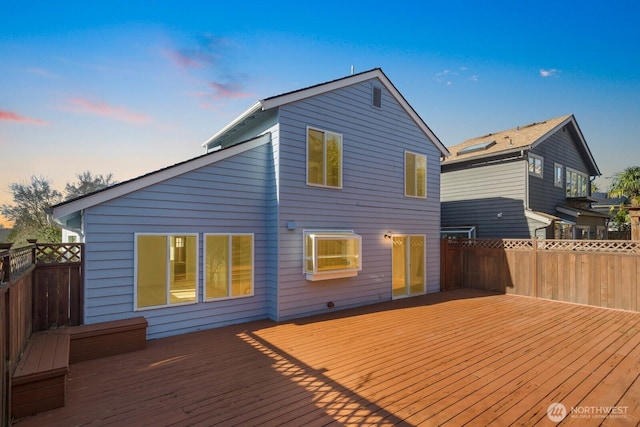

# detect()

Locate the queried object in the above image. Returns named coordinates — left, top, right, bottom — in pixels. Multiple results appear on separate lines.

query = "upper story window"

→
left=566, top=168, right=589, bottom=197
left=307, top=127, right=342, bottom=189
left=135, top=234, right=198, bottom=310
left=554, top=163, right=564, bottom=188
left=372, top=85, right=382, bottom=108
left=528, top=154, right=544, bottom=178
left=405, top=151, right=427, bottom=198
left=304, top=230, right=362, bottom=281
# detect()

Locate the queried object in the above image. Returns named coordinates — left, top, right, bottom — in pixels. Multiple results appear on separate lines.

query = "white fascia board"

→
left=525, top=209, right=556, bottom=225
left=201, top=101, right=263, bottom=148
left=557, top=206, right=580, bottom=218
left=53, top=133, right=271, bottom=219
left=260, top=69, right=450, bottom=158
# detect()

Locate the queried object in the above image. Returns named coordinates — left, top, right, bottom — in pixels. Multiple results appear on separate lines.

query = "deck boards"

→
left=12, top=289, right=640, bottom=426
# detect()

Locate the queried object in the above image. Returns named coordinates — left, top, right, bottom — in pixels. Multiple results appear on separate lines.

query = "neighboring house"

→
left=49, top=68, right=450, bottom=339
left=441, top=114, right=609, bottom=239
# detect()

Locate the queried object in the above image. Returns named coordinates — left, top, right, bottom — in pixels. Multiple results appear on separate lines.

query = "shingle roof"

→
left=443, top=114, right=573, bottom=164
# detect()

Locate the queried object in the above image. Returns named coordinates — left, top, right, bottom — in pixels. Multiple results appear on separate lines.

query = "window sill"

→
left=305, top=270, right=359, bottom=282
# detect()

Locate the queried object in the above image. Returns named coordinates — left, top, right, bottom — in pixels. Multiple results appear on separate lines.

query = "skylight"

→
left=457, top=140, right=496, bottom=155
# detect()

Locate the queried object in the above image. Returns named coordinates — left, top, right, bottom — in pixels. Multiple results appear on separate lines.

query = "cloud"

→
left=434, top=67, right=478, bottom=86
left=540, top=68, right=560, bottom=77
left=0, top=110, right=47, bottom=125
left=164, top=34, right=231, bottom=70
left=206, top=81, right=254, bottom=100
left=62, top=98, right=150, bottom=123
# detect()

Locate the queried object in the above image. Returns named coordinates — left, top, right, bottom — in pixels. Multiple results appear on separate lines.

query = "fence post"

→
left=27, top=239, right=37, bottom=266
left=0, top=243, right=12, bottom=283
left=532, top=238, right=538, bottom=299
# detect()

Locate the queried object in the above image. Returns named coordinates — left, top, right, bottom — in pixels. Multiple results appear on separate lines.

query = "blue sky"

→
left=1, top=1, right=639, bottom=226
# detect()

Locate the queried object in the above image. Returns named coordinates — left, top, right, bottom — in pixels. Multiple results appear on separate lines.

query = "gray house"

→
left=49, top=68, right=450, bottom=339
left=441, top=114, right=608, bottom=239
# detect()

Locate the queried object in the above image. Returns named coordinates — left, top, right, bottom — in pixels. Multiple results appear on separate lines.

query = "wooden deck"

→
left=13, top=289, right=640, bottom=426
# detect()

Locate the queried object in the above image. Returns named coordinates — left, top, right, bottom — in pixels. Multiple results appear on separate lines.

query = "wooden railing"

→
left=0, top=242, right=83, bottom=426
left=441, top=238, right=640, bottom=311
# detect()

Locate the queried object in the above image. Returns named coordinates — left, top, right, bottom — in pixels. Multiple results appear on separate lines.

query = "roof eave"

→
left=202, top=101, right=264, bottom=149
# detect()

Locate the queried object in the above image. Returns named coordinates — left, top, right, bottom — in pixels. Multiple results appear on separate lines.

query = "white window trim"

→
left=405, top=151, right=427, bottom=199
left=203, top=233, right=255, bottom=302
left=565, top=167, right=589, bottom=197
left=528, top=153, right=544, bottom=178
left=303, top=230, right=362, bottom=281
left=306, top=126, right=343, bottom=189
left=554, top=163, right=564, bottom=188
left=134, top=233, right=199, bottom=311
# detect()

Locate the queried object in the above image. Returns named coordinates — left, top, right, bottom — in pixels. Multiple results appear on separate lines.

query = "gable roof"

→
left=49, top=133, right=271, bottom=220
left=203, top=68, right=450, bottom=157
left=443, top=114, right=600, bottom=175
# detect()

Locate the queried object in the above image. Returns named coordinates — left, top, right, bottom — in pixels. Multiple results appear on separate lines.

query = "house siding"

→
left=275, top=79, right=442, bottom=320
left=82, top=143, right=276, bottom=339
left=441, top=160, right=530, bottom=238
left=528, top=126, right=592, bottom=214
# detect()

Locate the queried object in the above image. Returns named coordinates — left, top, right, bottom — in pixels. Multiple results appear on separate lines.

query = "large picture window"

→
left=405, top=151, right=427, bottom=198
left=307, top=127, right=342, bottom=188
left=135, top=234, right=197, bottom=310
left=204, top=234, right=254, bottom=300
left=304, top=230, right=361, bottom=281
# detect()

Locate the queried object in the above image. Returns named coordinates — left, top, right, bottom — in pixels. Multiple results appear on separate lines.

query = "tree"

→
left=65, top=171, right=117, bottom=200
left=609, top=166, right=640, bottom=206
left=0, top=176, right=63, bottom=244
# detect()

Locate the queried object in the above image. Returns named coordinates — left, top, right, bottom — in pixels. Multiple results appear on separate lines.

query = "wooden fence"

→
left=441, top=238, right=640, bottom=311
left=0, top=242, right=83, bottom=426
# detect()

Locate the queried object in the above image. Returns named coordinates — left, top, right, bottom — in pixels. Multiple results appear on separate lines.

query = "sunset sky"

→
left=2, top=0, right=639, bottom=228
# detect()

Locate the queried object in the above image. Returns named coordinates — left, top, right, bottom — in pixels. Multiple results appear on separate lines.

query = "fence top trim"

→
left=445, top=238, right=639, bottom=254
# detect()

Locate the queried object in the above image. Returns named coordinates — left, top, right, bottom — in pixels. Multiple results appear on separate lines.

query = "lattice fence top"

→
left=537, top=240, right=640, bottom=253
left=446, top=239, right=534, bottom=250
left=35, top=244, right=83, bottom=264
left=446, top=238, right=639, bottom=253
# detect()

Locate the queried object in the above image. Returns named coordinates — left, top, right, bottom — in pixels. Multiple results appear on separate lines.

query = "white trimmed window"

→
left=566, top=168, right=589, bottom=197
left=304, top=230, right=362, bottom=281
left=307, top=127, right=342, bottom=188
left=135, top=234, right=198, bottom=310
left=554, top=163, right=564, bottom=188
left=204, top=234, right=254, bottom=300
left=528, top=154, right=544, bottom=178
left=405, top=151, right=427, bottom=198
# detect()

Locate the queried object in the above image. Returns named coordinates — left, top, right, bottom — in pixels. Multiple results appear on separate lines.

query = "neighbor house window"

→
left=307, top=127, right=342, bottom=188
left=575, top=225, right=591, bottom=240
left=566, top=168, right=588, bottom=197
left=554, top=223, right=574, bottom=239
left=405, top=151, right=427, bottom=198
left=204, top=234, right=254, bottom=300
left=528, top=154, right=544, bottom=178
left=135, top=234, right=197, bottom=310
left=554, top=163, right=564, bottom=188
left=304, top=230, right=361, bottom=281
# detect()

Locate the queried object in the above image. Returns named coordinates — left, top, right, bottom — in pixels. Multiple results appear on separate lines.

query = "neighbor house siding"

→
left=528, top=127, right=591, bottom=213
left=441, top=160, right=528, bottom=238
left=82, top=143, right=276, bottom=339
left=275, top=79, right=442, bottom=320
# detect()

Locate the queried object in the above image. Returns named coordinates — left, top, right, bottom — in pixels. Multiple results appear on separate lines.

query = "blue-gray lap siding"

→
left=441, top=160, right=531, bottom=238
left=527, top=128, right=592, bottom=214
left=274, top=80, right=442, bottom=320
left=81, top=143, right=277, bottom=339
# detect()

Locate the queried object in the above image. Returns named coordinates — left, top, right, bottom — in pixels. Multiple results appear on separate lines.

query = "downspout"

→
left=44, top=208, right=85, bottom=241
